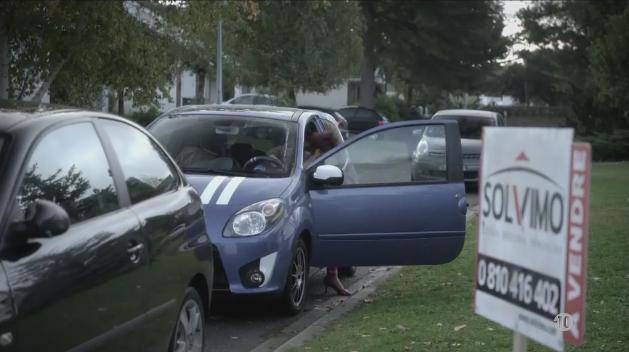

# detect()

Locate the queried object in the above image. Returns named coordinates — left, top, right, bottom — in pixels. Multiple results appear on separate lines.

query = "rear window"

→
left=433, top=115, right=495, bottom=139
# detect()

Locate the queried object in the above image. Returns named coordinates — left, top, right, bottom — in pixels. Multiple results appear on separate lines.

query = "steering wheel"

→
left=242, top=155, right=284, bottom=172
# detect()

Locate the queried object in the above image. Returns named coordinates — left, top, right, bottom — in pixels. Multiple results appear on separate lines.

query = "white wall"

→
left=296, top=83, right=348, bottom=109
left=479, top=95, right=517, bottom=107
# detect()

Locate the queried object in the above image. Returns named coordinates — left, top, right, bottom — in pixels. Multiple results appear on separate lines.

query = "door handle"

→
left=127, top=242, right=144, bottom=264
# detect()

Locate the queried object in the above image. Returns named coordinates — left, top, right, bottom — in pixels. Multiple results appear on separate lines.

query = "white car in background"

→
left=430, top=109, right=505, bottom=183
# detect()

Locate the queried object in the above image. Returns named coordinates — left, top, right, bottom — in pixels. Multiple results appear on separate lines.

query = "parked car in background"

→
left=148, top=105, right=467, bottom=315
left=338, top=106, right=389, bottom=136
left=0, top=104, right=213, bottom=352
left=431, top=109, right=505, bottom=183
left=298, top=105, right=349, bottom=138
left=223, top=94, right=285, bottom=106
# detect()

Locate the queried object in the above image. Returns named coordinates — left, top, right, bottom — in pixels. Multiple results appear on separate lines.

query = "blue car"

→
left=148, top=105, right=467, bottom=314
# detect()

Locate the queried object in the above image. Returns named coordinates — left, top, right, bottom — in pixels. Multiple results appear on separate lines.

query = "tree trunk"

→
left=406, top=85, right=413, bottom=104
left=175, top=71, right=182, bottom=107
left=359, top=51, right=376, bottom=108
left=0, top=18, right=8, bottom=100
left=195, top=70, right=205, bottom=104
left=117, top=89, right=124, bottom=116
left=32, top=58, right=68, bottom=104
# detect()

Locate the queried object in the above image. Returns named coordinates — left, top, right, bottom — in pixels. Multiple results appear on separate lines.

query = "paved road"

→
left=204, top=191, right=479, bottom=352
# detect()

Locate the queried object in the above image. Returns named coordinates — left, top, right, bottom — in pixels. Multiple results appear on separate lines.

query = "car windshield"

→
left=149, top=115, right=297, bottom=178
left=433, top=115, right=495, bottom=139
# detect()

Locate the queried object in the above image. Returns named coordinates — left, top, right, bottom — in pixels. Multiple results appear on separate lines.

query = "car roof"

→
left=162, top=104, right=304, bottom=122
left=433, top=109, right=499, bottom=118
left=0, top=100, right=137, bottom=132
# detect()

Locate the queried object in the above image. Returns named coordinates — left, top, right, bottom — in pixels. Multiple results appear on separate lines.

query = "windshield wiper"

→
left=180, top=167, right=248, bottom=176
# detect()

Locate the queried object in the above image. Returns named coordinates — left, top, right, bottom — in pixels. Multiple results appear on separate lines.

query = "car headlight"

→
left=224, top=198, right=284, bottom=237
left=415, top=139, right=429, bottom=159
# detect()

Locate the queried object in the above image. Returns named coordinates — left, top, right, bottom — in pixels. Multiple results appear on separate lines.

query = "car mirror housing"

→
left=311, top=165, right=344, bottom=186
left=11, top=199, right=70, bottom=239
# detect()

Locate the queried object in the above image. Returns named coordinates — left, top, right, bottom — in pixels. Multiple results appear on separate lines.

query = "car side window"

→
left=100, top=120, right=178, bottom=204
left=319, top=118, right=344, bottom=146
left=303, top=118, right=322, bottom=167
left=356, top=108, right=377, bottom=121
left=320, top=125, right=448, bottom=186
left=235, top=95, right=254, bottom=104
left=16, top=123, right=120, bottom=224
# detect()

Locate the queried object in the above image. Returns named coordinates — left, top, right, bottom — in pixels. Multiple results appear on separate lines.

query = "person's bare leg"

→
left=324, top=267, right=351, bottom=296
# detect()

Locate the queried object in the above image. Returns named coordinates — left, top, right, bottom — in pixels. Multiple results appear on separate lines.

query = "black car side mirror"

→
left=11, top=199, right=70, bottom=239
left=311, top=165, right=344, bottom=186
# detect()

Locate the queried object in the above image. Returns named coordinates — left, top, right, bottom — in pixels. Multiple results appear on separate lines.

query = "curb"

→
left=250, top=266, right=402, bottom=352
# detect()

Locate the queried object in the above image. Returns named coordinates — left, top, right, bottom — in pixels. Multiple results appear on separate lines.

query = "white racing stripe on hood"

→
left=200, top=176, right=227, bottom=204
left=216, top=177, right=245, bottom=205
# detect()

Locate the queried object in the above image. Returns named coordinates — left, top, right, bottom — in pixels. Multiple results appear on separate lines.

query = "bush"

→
left=127, top=107, right=162, bottom=126
left=375, top=94, right=402, bottom=121
left=579, top=129, right=629, bottom=161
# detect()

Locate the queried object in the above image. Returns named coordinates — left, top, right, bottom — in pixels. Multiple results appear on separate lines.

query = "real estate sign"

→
left=474, top=128, right=590, bottom=351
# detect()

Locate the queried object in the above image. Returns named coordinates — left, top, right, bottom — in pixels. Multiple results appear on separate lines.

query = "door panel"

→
left=308, top=121, right=466, bottom=267
left=98, top=119, right=210, bottom=351
left=2, top=122, right=146, bottom=351
left=3, top=210, right=147, bottom=352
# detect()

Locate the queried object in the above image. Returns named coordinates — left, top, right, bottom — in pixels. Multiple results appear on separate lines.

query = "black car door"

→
left=1, top=122, right=146, bottom=351
left=98, top=119, right=210, bottom=351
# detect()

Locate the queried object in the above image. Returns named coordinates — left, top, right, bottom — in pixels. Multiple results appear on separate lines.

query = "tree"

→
left=590, top=8, right=629, bottom=122
left=1, top=1, right=179, bottom=109
left=517, top=0, right=629, bottom=131
left=358, top=1, right=508, bottom=108
left=229, top=0, right=362, bottom=101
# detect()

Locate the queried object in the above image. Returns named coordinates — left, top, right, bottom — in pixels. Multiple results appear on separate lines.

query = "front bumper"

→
left=210, top=217, right=296, bottom=295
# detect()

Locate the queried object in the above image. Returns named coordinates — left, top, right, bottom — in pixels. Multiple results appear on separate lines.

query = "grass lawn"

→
left=294, top=162, right=629, bottom=352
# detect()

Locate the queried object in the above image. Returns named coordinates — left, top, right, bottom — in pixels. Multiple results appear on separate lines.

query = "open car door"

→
left=307, top=120, right=467, bottom=266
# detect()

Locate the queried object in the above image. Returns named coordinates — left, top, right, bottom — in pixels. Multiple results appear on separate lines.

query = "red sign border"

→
left=564, top=143, right=591, bottom=346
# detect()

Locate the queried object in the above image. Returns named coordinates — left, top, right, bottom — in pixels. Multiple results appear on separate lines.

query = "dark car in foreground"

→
left=0, top=106, right=212, bottom=352
left=338, top=106, right=389, bottom=135
left=148, top=105, right=467, bottom=315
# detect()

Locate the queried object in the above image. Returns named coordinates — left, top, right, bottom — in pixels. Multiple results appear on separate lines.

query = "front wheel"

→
left=279, top=239, right=309, bottom=315
left=170, top=288, right=205, bottom=352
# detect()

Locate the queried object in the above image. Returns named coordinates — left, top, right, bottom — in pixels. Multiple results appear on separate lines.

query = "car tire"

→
left=338, top=266, right=356, bottom=278
left=170, top=288, right=205, bottom=352
left=279, top=238, right=309, bottom=315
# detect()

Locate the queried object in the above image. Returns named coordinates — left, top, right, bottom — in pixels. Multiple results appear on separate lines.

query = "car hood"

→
left=186, top=174, right=294, bottom=237
left=186, top=174, right=293, bottom=207
left=461, top=138, right=481, bottom=154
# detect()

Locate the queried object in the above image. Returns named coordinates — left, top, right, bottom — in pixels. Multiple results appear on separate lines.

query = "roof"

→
left=0, top=100, right=138, bottom=132
left=163, top=104, right=304, bottom=121
left=432, top=109, right=499, bottom=118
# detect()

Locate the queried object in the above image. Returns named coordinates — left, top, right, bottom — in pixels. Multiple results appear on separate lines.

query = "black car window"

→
left=100, top=120, right=178, bottom=204
left=16, top=123, right=119, bottom=224
left=433, top=115, right=495, bottom=139
left=355, top=108, right=379, bottom=121
left=234, top=95, right=254, bottom=104
left=338, top=108, right=356, bottom=119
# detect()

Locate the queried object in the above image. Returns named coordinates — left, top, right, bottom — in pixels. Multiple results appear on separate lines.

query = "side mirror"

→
left=11, top=199, right=70, bottom=238
left=311, top=165, right=344, bottom=186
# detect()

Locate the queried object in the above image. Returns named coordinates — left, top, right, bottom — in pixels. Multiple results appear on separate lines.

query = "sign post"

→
left=474, top=128, right=591, bottom=352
